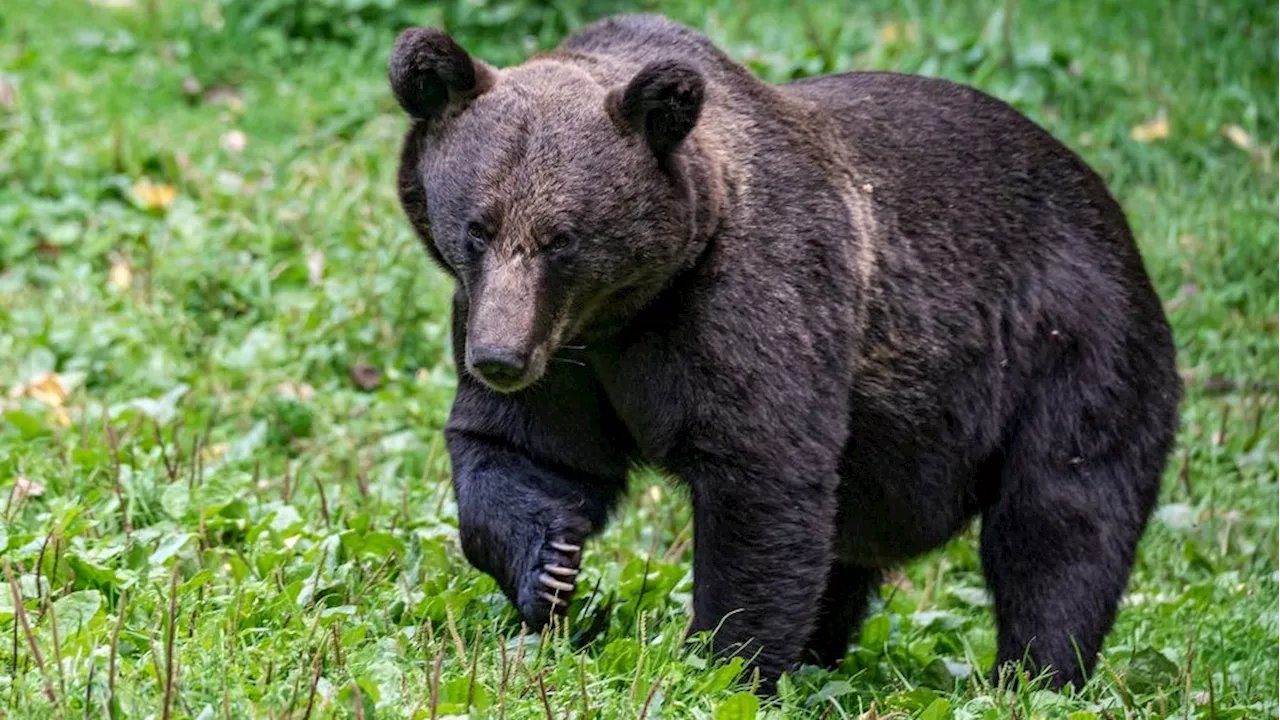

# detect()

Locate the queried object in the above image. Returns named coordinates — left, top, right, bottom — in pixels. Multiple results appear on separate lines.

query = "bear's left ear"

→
left=389, top=27, right=495, bottom=124
left=609, top=60, right=706, bottom=157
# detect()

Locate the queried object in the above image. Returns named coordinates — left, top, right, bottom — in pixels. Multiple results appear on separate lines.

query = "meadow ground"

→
left=0, top=0, right=1276, bottom=717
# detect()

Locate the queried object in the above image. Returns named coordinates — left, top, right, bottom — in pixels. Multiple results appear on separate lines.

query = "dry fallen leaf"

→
left=857, top=701, right=911, bottom=720
left=221, top=129, right=247, bottom=153
left=174, top=151, right=193, bottom=177
left=131, top=177, right=177, bottom=210
left=0, top=76, right=15, bottom=110
left=9, top=372, right=71, bottom=407
left=204, top=442, right=229, bottom=461
left=12, top=476, right=46, bottom=502
left=61, top=71, right=89, bottom=93
left=307, top=249, right=325, bottom=286
left=28, top=376, right=68, bottom=407
left=215, top=171, right=245, bottom=195
left=1222, top=124, right=1254, bottom=151
left=203, top=85, right=245, bottom=113
left=1164, top=282, right=1199, bottom=312
left=1130, top=115, right=1170, bottom=143
left=277, top=381, right=316, bottom=403
left=883, top=568, right=914, bottom=591
left=350, top=362, right=382, bottom=391
left=108, top=255, right=133, bottom=290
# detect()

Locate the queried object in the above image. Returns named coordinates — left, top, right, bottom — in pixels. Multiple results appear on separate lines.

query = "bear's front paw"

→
left=516, top=532, right=584, bottom=629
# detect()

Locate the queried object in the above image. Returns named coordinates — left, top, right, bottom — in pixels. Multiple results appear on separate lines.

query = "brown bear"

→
left=388, top=14, right=1181, bottom=690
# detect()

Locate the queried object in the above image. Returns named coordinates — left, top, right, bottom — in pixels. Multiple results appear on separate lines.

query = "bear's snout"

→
left=468, top=345, right=530, bottom=390
left=464, top=253, right=556, bottom=392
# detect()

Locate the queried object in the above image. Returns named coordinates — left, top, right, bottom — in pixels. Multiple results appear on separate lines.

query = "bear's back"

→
left=785, top=70, right=1127, bottom=250
left=559, top=14, right=773, bottom=98
left=561, top=14, right=725, bottom=68
left=784, top=70, right=1156, bottom=325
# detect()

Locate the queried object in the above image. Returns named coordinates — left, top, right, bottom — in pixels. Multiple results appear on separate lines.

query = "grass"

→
left=0, top=0, right=1276, bottom=717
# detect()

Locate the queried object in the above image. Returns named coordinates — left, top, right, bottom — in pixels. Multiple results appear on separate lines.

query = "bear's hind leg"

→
left=804, top=562, right=879, bottom=667
left=980, top=386, right=1168, bottom=688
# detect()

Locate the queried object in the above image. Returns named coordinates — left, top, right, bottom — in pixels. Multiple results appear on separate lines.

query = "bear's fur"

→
left=389, top=15, right=1181, bottom=690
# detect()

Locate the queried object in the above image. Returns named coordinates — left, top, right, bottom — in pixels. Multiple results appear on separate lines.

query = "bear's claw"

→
left=539, top=572, right=575, bottom=593
left=519, top=532, right=585, bottom=627
left=538, top=590, right=568, bottom=606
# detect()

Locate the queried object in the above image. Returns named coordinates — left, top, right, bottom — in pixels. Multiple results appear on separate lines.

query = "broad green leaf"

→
left=947, top=587, right=991, bottom=607
left=161, top=481, right=190, bottom=520
left=52, top=589, right=102, bottom=633
left=1125, top=646, right=1180, bottom=694
left=885, top=688, right=940, bottom=712
left=338, top=678, right=379, bottom=716
left=149, top=532, right=193, bottom=566
left=317, top=607, right=355, bottom=627
left=195, top=471, right=250, bottom=513
left=181, top=570, right=215, bottom=593
left=118, top=383, right=189, bottom=424
left=1155, top=502, right=1197, bottom=531
left=225, top=421, right=267, bottom=463
left=66, top=554, right=122, bottom=590
left=912, top=610, right=965, bottom=631
left=269, top=505, right=304, bottom=534
left=3, top=409, right=48, bottom=438
left=917, top=698, right=951, bottom=720
left=0, top=586, right=13, bottom=624
left=1182, top=539, right=1217, bottom=574
left=698, top=657, right=745, bottom=695
left=714, top=691, right=759, bottom=720
left=440, top=676, right=490, bottom=710
left=859, top=613, right=891, bottom=652
left=342, top=530, right=404, bottom=559
left=920, top=657, right=966, bottom=690
left=816, top=680, right=854, bottom=701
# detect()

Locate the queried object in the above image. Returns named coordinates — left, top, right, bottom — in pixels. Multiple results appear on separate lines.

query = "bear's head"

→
left=390, top=28, right=716, bottom=393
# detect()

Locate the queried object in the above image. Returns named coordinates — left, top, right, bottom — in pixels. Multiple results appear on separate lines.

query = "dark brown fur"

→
left=389, top=15, right=1181, bottom=690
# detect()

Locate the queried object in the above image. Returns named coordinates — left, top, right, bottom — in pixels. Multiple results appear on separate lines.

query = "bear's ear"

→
left=389, top=27, right=495, bottom=123
left=609, top=60, right=705, bottom=157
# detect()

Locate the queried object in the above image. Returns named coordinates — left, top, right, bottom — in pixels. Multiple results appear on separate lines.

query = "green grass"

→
left=1, top=0, right=1276, bottom=717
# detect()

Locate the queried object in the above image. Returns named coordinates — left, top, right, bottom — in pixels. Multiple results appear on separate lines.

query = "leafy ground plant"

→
left=0, top=0, right=1276, bottom=717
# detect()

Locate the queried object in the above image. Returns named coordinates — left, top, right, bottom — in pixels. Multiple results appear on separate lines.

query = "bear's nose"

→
left=468, top=347, right=529, bottom=389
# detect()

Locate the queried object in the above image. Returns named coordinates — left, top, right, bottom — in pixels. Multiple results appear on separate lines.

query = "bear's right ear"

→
left=389, top=28, right=495, bottom=124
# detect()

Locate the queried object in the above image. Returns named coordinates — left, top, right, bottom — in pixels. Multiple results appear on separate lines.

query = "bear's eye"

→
left=465, top=222, right=490, bottom=252
left=544, top=233, right=577, bottom=256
